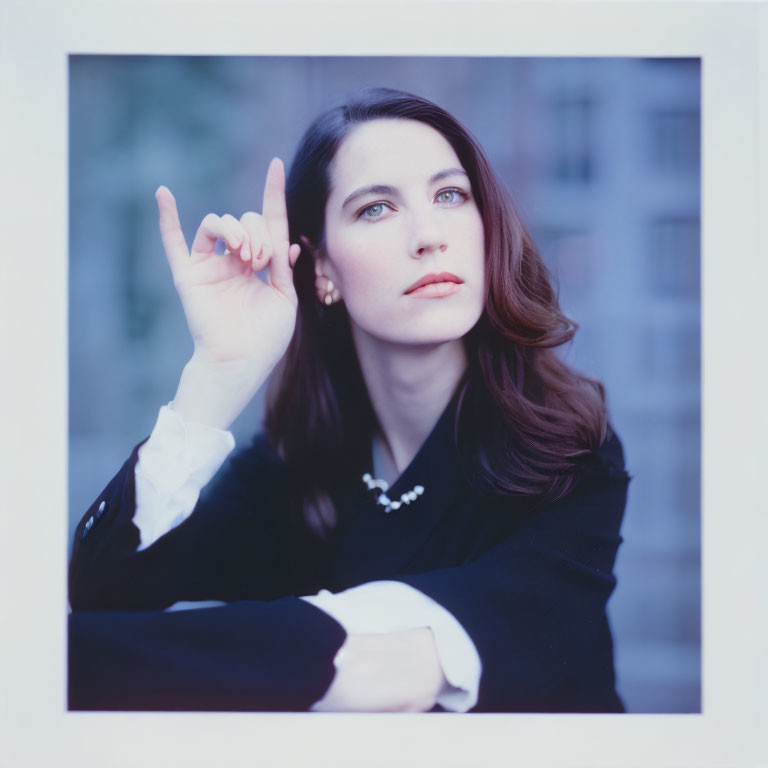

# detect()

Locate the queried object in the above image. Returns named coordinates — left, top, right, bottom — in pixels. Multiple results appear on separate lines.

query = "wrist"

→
left=171, top=352, right=269, bottom=430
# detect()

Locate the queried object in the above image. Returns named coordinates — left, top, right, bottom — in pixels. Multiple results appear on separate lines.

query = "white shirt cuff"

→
left=301, top=580, right=482, bottom=712
left=134, top=403, right=235, bottom=551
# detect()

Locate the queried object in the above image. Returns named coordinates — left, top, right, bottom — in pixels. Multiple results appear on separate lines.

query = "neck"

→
left=351, top=324, right=468, bottom=479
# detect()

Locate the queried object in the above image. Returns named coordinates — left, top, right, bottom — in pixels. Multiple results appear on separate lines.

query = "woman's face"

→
left=320, top=118, right=486, bottom=347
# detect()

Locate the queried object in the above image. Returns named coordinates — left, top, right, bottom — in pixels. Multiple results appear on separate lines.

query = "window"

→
left=647, top=216, right=700, bottom=297
left=552, top=93, right=594, bottom=183
left=648, top=109, right=700, bottom=174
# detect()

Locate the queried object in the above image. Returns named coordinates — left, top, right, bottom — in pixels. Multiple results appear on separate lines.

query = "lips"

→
left=404, top=272, right=464, bottom=295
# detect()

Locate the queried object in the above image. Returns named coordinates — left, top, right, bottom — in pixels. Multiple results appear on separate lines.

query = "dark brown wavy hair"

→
left=265, top=87, right=607, bottom=537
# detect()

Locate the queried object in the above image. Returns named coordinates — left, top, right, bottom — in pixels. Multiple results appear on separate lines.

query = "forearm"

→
left=311, top=628, right=447, bottom=713
left=69, top=427, right=291, bottom=610
left=68, top=598, right=346, bottom=711
left=133, top=403, right=235, bottom=551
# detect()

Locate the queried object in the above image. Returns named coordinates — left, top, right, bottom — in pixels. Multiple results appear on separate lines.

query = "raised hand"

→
left=156, top=158, right=302, bottom=429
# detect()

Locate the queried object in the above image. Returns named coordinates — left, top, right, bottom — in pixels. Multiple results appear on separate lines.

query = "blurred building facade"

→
left=69, top=56, right=700, bottom=713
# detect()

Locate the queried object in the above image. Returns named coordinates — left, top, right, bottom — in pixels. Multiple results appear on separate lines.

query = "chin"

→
left=372, top=318, right=480, bottom=348
left=349, top=299, right=484, bottom=349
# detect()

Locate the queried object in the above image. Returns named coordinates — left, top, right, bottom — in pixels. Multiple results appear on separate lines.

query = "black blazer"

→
left=68, top=394, right=630, bottom=713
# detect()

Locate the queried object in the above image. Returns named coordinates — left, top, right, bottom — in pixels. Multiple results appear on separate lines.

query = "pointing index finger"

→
left=262, top=157, right=290, bottom=246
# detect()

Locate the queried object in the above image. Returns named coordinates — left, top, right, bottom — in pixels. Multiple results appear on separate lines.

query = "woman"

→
left=68, top=87, right=629, bottom=713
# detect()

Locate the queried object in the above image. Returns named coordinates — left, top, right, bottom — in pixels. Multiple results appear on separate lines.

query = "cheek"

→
left=467, top=208, right=486, bottom=250
left=454, top=210, right=487, bottom=277
left=326, top=231, right=402, bottom=300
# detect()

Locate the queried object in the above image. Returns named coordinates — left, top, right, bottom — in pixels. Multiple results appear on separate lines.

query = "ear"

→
left=302, top=235, right=342, bottom=305
left=300, top=236, right=327, bottom=275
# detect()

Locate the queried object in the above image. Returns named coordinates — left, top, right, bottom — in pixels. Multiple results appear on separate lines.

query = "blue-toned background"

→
left=68, top=56, right=700, bottom=713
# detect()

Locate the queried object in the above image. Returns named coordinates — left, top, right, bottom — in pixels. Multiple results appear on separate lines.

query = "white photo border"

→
left=1, top=1, right=766, bottom=766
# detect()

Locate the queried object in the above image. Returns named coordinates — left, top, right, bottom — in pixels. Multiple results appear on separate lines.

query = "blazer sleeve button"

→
left=96, top=500, right=107, bottom=519
left=81, top=515, right=94, bottom=539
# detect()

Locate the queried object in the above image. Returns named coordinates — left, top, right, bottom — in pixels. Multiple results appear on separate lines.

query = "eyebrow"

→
left=340, top=167, right=469, bottom=211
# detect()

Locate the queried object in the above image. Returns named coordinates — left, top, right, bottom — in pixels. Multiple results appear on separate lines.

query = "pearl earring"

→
left=324, top=279, right=335, bottom=306
left=321, top=277, right=342, bottom=306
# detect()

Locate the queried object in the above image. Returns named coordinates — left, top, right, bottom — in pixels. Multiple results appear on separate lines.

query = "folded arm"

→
left=70, top=405, right=627, bottom=713
left=69, top=405, right=481, bottom=712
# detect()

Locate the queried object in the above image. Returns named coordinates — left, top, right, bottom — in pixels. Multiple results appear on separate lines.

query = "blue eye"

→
left=435, top=188, right=467, bottom=205
left=360, top=202, right=387, bottom=219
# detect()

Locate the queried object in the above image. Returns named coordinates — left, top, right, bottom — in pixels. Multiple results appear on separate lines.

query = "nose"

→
left=409, top=209, right=447, bottom=259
